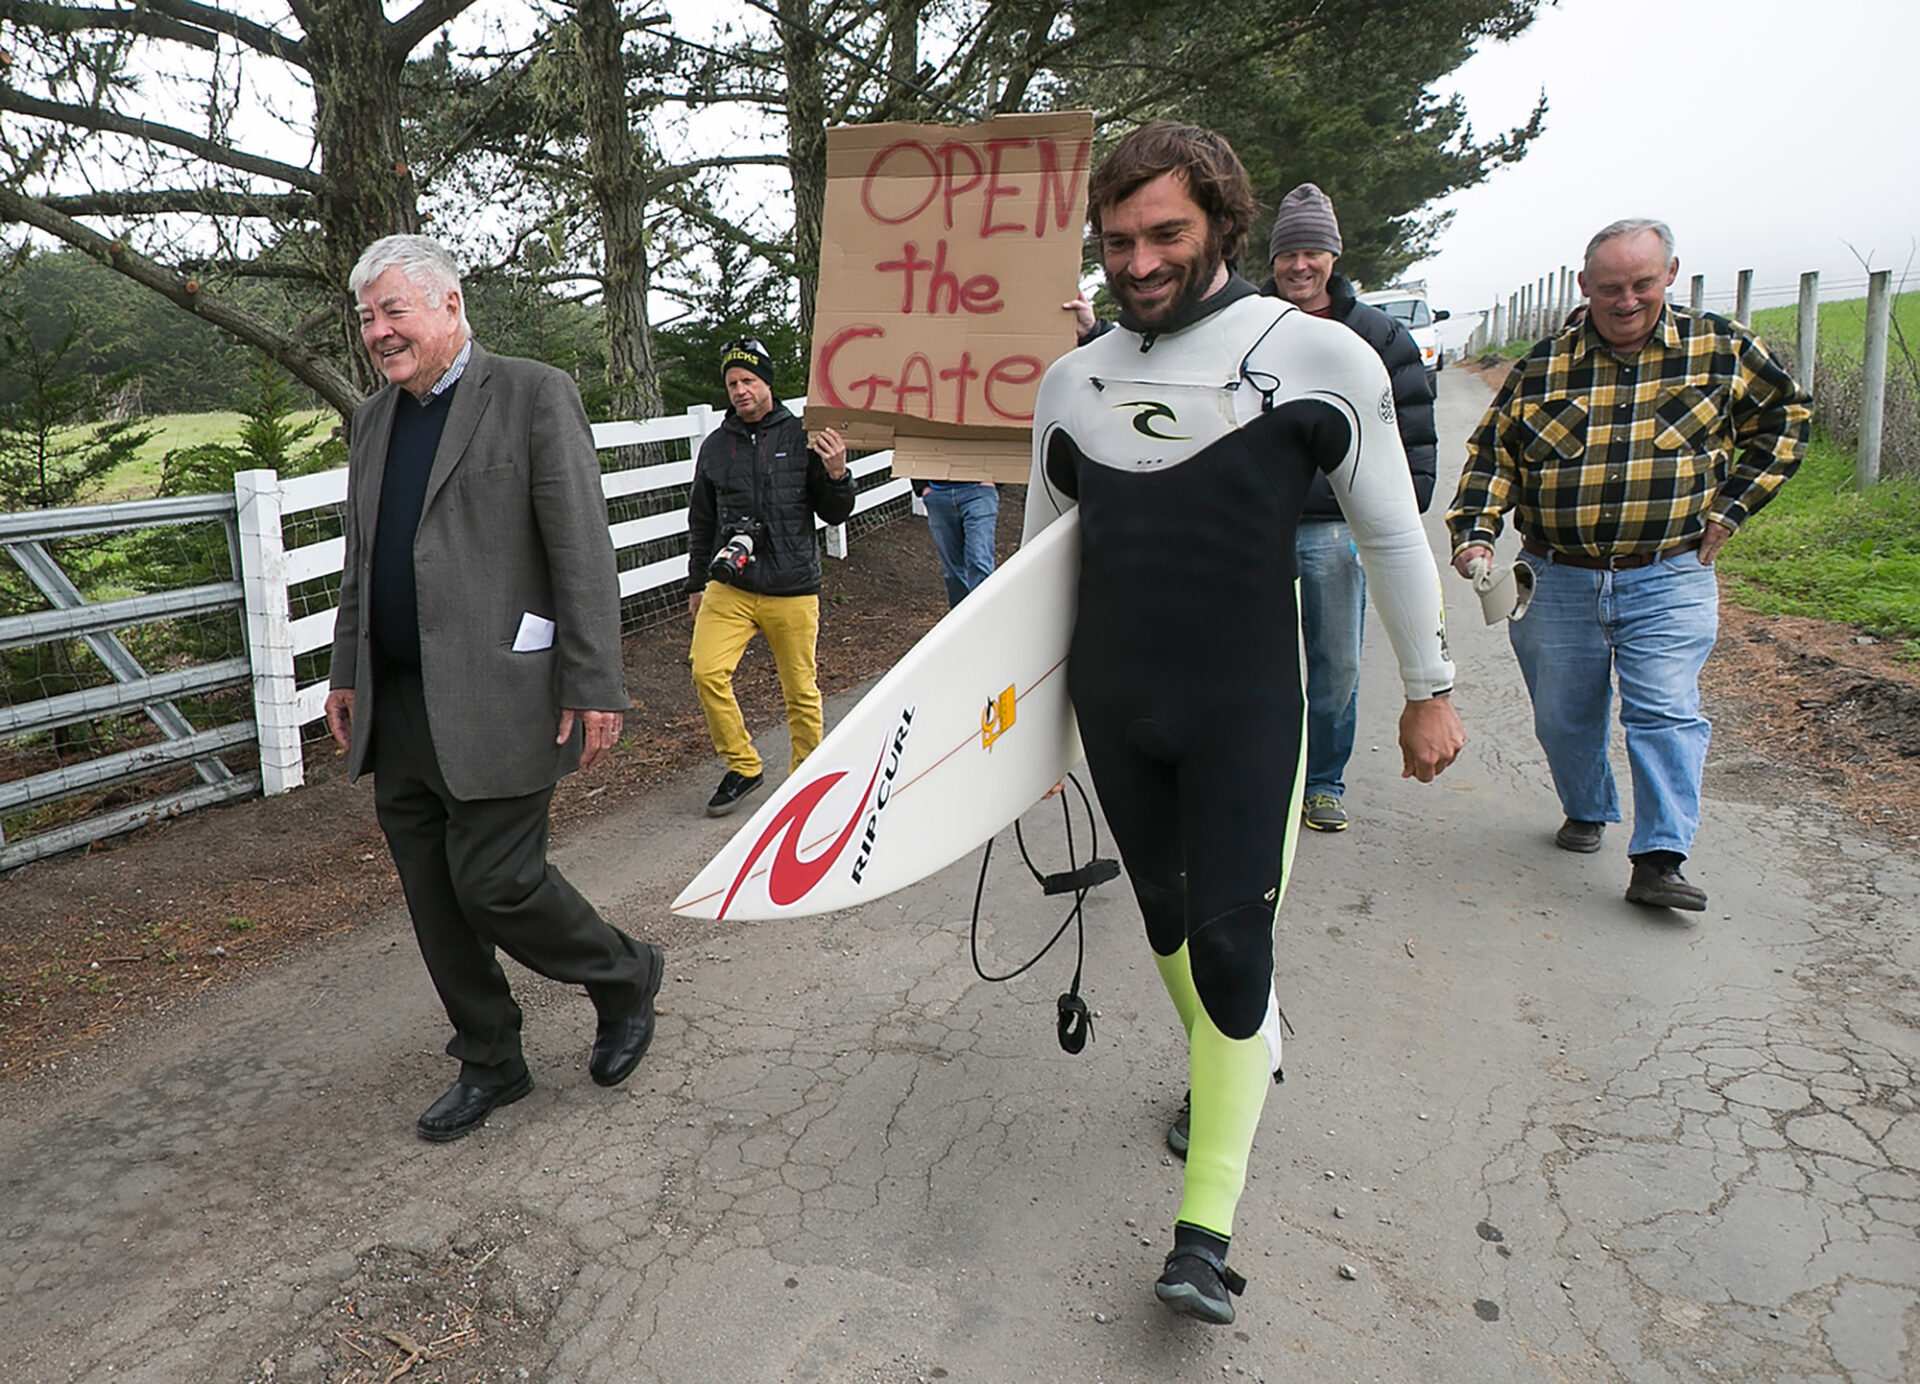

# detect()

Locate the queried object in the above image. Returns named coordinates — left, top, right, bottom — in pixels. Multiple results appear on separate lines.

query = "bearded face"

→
left=1099, top=171, right=1227, bottom=330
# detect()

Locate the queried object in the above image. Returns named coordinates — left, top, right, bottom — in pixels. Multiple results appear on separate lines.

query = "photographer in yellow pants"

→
left=685, top=339, right=855, bottom=816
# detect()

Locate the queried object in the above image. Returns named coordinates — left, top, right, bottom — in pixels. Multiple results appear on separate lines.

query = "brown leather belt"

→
left=1521, top=536, right=1700, bottom=571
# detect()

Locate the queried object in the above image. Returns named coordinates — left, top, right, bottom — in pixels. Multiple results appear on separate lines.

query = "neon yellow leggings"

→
left=1140, top=723, right=1305, bottom=1241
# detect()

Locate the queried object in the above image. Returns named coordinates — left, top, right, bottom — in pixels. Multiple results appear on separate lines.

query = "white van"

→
left=1357, top=282, right=1449, bottom=390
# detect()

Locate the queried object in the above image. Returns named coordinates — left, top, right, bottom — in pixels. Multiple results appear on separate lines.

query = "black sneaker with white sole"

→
left=705, top=769, right=765, bottom=817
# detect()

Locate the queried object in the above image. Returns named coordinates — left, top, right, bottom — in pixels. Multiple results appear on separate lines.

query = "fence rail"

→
left=1, top=395, right=912, bottom=870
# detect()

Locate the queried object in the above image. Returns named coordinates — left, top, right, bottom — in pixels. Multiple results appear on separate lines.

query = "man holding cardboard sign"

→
left=804, top=111, right=1094, bottom=485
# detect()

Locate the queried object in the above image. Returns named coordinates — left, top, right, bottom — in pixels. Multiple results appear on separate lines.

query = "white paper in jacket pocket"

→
left=512, top=612, right=556, bottom=652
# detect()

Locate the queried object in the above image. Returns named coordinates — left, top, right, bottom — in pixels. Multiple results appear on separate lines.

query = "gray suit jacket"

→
left=328, top=344, right=626, bottom=801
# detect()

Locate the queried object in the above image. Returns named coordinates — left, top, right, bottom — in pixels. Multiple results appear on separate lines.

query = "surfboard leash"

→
left=967, top=773, right=1120, bottom=1055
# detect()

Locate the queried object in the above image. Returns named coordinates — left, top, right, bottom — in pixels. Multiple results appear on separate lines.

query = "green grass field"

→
left=1715, top=434, right=1920, bottom=655
left=1717, top=290, right=1920, bottom=652
left=83, top=408, right=333, bottom=501
left=1751, top=289, right=1920, bottom=362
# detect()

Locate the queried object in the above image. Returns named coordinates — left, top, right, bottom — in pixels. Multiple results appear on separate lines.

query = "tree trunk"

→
left=780, top=0, right=828, bottom=345
left=577, top=0, right=664, bottom=422
left=303, top=0, right=422, bottom=396
left=883, top=0, right=922, bottom=120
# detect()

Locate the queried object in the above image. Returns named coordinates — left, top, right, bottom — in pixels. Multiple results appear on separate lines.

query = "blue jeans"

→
left=923, top=483, right=999, bottom=608
left=1508, top=546, right=1719, bottom=858
left=1296, top=519, right=1366, bottom=800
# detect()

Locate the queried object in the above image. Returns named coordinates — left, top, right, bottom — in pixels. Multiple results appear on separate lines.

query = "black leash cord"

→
left=968, top=773, right=1103, bottom=1053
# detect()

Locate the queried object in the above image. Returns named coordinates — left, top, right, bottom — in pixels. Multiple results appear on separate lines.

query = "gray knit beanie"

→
left=1267, top=183, right=1342, bottom=261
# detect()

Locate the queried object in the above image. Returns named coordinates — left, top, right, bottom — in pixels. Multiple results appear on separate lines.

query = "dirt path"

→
left=1, top=379, right=1915, bottom=1383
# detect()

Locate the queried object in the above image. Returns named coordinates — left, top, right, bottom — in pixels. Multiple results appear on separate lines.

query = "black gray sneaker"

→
left=705, top=770, right=764, bottom=817
left=1155, top=1244, right=1247, bottom=1325
left=1301, top=793, right=1349, bottom=833
left=1167, top=1092, right=1190, bottom=1158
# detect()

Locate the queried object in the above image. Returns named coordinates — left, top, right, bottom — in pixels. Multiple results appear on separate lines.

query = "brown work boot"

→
left=1554, top=818, right=1605, bottom=853
left=1625, top=860, right=1708, bottom=912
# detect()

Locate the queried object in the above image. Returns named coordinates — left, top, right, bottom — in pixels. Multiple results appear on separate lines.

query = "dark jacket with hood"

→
left=1260, top=272, right=1437, bottom=516
left=686, top=402, right=858, bottom=597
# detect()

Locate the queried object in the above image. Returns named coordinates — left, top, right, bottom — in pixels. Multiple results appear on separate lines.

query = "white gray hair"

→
left=349, top=234, right=468, bottom=326
left=1584, top=218, right=1676, bottom=267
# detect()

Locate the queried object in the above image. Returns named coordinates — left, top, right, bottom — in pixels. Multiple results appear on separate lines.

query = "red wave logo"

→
left=716, top=743, right=888, bottom=920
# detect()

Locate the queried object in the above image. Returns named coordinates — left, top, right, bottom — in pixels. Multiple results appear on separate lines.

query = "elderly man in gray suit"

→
left=325, top=234, right=663, bottom=1142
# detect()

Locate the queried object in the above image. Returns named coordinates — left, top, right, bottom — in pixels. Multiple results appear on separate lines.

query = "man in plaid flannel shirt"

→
left=1447, top=218, right=1811, bottom=912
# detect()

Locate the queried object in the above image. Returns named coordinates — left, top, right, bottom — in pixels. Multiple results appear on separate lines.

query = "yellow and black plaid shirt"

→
left=1447, top=306, right=1812, bottom=559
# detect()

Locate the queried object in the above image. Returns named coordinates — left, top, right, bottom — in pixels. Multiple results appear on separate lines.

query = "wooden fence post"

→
left=1857, top=269, right=1893, bottom=489
left=233, top=468, right=303, bottom=795
left=1796, top=271, right=1820, bottom=394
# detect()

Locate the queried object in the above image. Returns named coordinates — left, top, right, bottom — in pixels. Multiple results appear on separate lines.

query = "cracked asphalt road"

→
left=3, top=374, right=1915, bottom=1383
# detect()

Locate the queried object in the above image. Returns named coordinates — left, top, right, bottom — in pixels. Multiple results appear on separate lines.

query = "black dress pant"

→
left=371, top=669, right=652, bottom=1087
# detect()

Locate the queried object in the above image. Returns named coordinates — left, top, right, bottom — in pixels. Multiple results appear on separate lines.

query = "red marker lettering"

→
left=937, top=141, right=985, bottom=230
left=980, top=138, right=1033, bottom=238
left=958, top=272, right=1003, bottom=314
left=938, top=353, right=980, bottom=425
left=860, top=140, right=939, bottom=225
left=895, top=354, right=935, bottom=418
left=1036, top=137, right=1091, bottom=238
left=983, top=355, right=1044, bottom=421
left=815, top=324, right=885, bottom=407
left=875, top=242, right=935, bottom=314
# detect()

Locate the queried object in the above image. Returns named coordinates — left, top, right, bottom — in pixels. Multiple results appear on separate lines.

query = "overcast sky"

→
left=1417, top=0, right=1919, bottom=329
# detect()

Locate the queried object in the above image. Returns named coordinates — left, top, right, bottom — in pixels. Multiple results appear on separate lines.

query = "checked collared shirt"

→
left=1447, top=306, right=1811, bottom=559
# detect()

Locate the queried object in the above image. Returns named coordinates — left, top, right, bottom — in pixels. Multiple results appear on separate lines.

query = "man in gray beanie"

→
left=1263, top=183, right=1437, bottom=835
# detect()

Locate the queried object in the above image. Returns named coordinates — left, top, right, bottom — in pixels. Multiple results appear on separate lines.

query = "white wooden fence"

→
left=2, top=396, right=909, bottom=865
left=242, top=396, right=908, bottom=797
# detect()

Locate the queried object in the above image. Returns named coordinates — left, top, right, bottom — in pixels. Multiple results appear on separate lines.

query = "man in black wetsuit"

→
left=1022, top=123, right=1467, bottom=1325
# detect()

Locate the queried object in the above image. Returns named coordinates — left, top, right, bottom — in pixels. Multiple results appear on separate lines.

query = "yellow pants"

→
left=689, top=581, right=823, bottom=777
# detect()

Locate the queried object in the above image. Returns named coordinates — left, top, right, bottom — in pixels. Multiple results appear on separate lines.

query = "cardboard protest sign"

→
left=805, top=111, right=1093, bottom=483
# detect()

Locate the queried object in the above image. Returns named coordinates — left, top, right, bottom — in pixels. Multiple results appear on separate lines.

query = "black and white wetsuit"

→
left=1022, top=276, right=1454, bottom=1242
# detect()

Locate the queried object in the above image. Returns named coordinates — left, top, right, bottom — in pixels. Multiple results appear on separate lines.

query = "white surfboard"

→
left=671, top=508, right=1082, bottom=921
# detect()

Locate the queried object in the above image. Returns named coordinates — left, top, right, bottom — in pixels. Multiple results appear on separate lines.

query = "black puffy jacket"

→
left=1262, top=274, right=1438, bottom=516
left=686, top=404, right=858, bottom=596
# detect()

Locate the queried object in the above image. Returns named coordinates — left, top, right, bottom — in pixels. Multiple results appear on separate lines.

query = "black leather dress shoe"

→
left=416, top=1070, right=533, bottom=1143
left=590, top=943, right=667, bottom=1087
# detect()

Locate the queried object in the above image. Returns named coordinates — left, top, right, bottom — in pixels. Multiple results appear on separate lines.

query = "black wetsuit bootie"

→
left=1155, top=1225, right=1246, bottom=1325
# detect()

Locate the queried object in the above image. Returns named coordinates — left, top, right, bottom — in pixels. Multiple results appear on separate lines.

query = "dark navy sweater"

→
left=369, top=384, right=457, bottom=671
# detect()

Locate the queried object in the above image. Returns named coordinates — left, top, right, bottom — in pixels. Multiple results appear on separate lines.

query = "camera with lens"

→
left=709, top=514, right=766, bottom=580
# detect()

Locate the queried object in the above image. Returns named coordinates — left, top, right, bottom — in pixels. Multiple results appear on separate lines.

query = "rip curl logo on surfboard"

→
left=715, top=704, right=914, bottom=918
left=851, top=706, right=915, bottom=885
